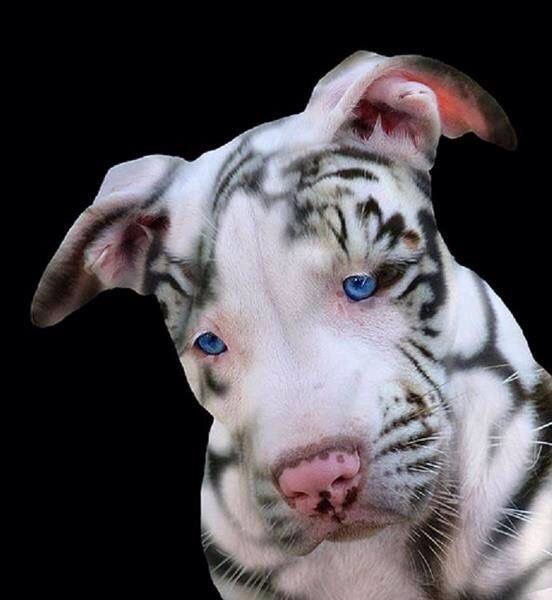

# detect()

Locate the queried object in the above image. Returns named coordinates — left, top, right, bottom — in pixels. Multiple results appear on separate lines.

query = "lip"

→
left=299, top=502, right=404, bottom=544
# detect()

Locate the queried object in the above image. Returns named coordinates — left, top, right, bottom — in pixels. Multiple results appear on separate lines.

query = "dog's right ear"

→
left=31, top=155, right=186, bottom=327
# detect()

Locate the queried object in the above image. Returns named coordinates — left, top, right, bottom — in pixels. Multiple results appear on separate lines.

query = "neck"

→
left=415, top=258, right=545, bottom=596
left=447, top=260, right=539, bottom=392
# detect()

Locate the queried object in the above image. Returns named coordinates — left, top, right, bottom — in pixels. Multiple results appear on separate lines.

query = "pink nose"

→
left=276, top=447, right=361, bottom=516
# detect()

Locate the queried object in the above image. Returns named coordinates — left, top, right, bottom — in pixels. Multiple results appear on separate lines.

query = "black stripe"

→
left=203, top=366, right=229, bottom=396
left=213, top=150, right=256, bottom=212
left=379, top=409, right=428, bottom=439
left=151, top=272, right=189, bottom=296
left=356, top=196, right=383, bottom=225
left=206, top=448, right=239, bottom=494
left=374, top=431, right=437, bottom=460
left=400, top=346, right=440, bottom=391
left=34, top=203, right=164, bottom=324
left=328, top=205, right=349, bottom=255
left=421, top=326, right=440, bottom=338
left=142, top=159, right=182, bottom=208
left=398, top=274, right=431, bottom=300
left=411, top=168, right=432, bottom=198
left=408, top=338, right=437, bottom=362
left=417, top=209, right=447, bottom=321
left=409, top=476, right=460, bottom=598
left=193, top=235, right=218, bottom=309
left=450, top=274, right=526, bottom=405
left=212, top=140, right=250, bottom=201
left=141, top=225, right=166, bottom=294
left=486, top=372, right=552, bottom=553
left=331, top=145, right=393, bottom=167
left=376, top=212, right=406, bottom=249
left=285, top=146, right=391, bottom=179
left=307, top=168, right=378, bottom=187
left=452, top=275, right=498, bottom=369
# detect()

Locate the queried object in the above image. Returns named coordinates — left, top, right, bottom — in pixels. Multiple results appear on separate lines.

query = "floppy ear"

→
left=305, top=51, right=516, bottom=165
left=31, top=154, right=186, bottom=327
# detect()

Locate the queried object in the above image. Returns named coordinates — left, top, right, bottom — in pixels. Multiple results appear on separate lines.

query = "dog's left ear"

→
left=305, top=51, right=516, bottom=166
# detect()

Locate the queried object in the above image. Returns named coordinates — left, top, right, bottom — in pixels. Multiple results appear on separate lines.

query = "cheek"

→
left=180, top=353, right=248, bottom=426
left=180, top=354, right=203, bottom=399
left=331, top=290, right=409, bottom=346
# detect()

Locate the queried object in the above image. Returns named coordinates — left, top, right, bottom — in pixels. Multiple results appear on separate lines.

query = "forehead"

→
left=205, top=142, right=429, bottom=310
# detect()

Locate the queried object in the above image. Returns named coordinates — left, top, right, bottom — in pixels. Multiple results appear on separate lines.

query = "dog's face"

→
left=32, top=52, right=515, bottom=555
left=182, top=146, right=452, bottom=553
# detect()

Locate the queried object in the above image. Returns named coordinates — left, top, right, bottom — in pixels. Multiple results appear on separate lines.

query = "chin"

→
left=275, top=502, right=406, bottom=556
left=326, top=522, right=386, bottom=543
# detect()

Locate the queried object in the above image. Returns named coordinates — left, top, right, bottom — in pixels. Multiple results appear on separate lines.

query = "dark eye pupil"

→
left=343, top=274, right=377, bottom=301
left=350, top=276, right=367, bottom=289
left=195, top=332, right=227, bottom=355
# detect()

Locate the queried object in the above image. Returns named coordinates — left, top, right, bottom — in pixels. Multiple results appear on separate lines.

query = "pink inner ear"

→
left=118, top=221, right=150, bottom=266
left=346, top=74, right=441, bottom=152
left=136, top=214, right=169, bottom=230
left=401, top=72, right=488, bottom=140
left=95, top=213, right=170, bottom=284
left=352, top=98, right=413, bottom=140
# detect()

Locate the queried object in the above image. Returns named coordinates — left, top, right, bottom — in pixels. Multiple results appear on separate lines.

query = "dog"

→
left=32, top=51, right=551, bottom=599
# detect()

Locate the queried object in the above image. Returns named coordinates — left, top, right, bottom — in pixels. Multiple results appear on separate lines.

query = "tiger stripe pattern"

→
left=32, top=51, right=551, bottom=599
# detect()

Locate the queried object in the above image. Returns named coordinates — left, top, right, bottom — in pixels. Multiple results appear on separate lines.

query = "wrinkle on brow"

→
left=245, top=197, right=299, bottom=348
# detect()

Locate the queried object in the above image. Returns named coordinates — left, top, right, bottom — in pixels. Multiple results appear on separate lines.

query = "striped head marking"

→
left=32, top=52, right=515, bottom=555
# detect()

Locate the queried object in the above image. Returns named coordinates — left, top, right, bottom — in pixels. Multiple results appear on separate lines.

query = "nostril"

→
left=332, top=476, right=348, bottom=486
left=289, top=491, right=308, bottom=500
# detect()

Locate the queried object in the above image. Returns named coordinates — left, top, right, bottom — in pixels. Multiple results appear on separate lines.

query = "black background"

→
left=20, top=18, right=550, bottom=599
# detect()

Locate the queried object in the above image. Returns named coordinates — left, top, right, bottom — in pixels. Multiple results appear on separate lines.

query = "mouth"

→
left=299, top=502, right=404, bottom=544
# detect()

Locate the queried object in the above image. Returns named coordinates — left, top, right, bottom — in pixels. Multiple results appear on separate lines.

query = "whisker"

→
left=533, top=420, right=552, bottom=432
left=502, top=371, right=520, bottom=385
left=418, top=529, right=447, bottom=564
left=491, top=525, right=520, bottom=542
left=416, top=548, right=435, bottom=582
left=426, top=522, right=455, bottom=543
left=482, top=363, right=516, bottom=371
left=481, top=538, right=503, bottom=553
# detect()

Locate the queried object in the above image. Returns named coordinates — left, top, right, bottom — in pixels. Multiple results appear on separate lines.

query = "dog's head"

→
left=32, top=52, right=515, bottom=555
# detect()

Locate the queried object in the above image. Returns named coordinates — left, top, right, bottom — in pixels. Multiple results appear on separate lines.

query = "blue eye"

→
left=195, top=332, right=227, bottom=355
left=343, top=274, right=377, bottom=301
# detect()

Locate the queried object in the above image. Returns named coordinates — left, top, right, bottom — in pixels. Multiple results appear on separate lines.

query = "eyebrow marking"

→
left=375, top=213, right=406, bottom=248
left=356, top=196, right=383, bottom=225
left=303, top=168, right=378, bottom=189
left=328, top=204, right=349, bottom=256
